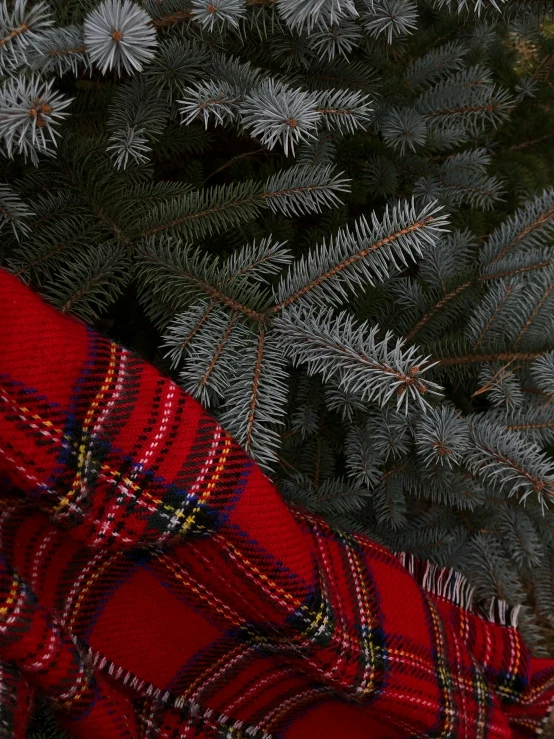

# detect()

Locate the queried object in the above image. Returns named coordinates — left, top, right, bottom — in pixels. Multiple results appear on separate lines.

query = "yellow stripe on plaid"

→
left=56, top=341, right=119, bottom=515
left=0, top=575, right=21, bottom=620
left=342, top=533, right=382, bottom=698
left=179, top=434, right=233, bottom=535
left=1, top=386, right=234, bottom=536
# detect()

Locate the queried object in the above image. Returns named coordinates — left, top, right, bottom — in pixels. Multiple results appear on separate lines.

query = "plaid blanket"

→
left=0, top=268, right=554, bottom=739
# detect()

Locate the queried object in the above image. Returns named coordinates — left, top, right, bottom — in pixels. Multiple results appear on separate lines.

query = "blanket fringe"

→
left=536, top=691, right=554, bottom=737
left=396, top=552, right=520, bottom=629
left=88, top=648, right=274, bottom=739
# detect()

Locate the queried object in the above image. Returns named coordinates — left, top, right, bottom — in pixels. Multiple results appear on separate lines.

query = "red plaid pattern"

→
left=0, top=267, right=553, bottom=738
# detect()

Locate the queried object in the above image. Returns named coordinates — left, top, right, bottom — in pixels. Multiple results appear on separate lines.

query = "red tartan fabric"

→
left=1, top=269, right=554, bottom=739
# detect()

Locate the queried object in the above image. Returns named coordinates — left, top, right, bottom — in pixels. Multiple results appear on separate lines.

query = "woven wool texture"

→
left=1, top=268, right=554, bottom=738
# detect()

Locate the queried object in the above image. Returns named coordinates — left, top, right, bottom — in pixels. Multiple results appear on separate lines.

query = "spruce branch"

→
left=219, top=331, right=289, bottom=468
left=532, top=554, right=554, bottom=628
left=107, top=125, right=151, bottom=169
left=282, top=476, right=371, bottom=516
left=362, top=0, right=418, bottom=43
left=190, top=0, right=246, bottom=30
left=324, top=379, right=366, bottom=421
left=345, top=424, right=381, bottom=487
left=372, top=473, right=408, bottom=529
left=505, top=416, right=554, bottom=448
left=428, top=0, right=507, bottom=14
left=27, top=27, right=89, bottom=76
left=274, top=307, right=443, bottom=412
left=176, top=307, right=245, bottom=405
left=297, top=133, right=337, bottom=169
left=307, top=19, right=362, bottom=60
left=366, top=408, right=412, bottom=461
left=5, top=193, right=101, bottom=280
left=481, top=187, right=554, bottom=267
left=274, top=199, right=449, bottom=310
left=414, top=149, right=504, bottom=210
left=511, top=269, right=554, bottom=349
left=84, top=0, right=157, bottom=75
left=41, top=241, right=130, bottom=321
left=467, top=279, right=519, bottom=351
left=438, top=351, right=544, bottom=366
left=163, top=299, right=218, bottom=369
left=179, top=79, right=242, bottom=128
left=137, top=236, right=274, bottom=320
left=0, top=183, right=34, bottom=239
left=415, top=66, right=513, bottom=132
left=495, top=506, right=543, bottom=568
left=381, top=107, right=427, bottom=154
left=362, top=155, right=398, bottom=197
left=276, top=0, right=358, bottom=33
left=466, top=419, right=554, bottom=506
left=405, top=279, right=473, bottom=341
left=415, top=406, right=469, bottom=468
left=299, top=57, right=377, bottom=93
left=240, top=81, right=321, bottom=156
left=224, top=236, right=292, bottom=282
left=461, top=532, right=524, bottom=609
left=466, top=267, right=554, bottom=353
left=475, top=363, right=523, bottom=410
left=314, top=88, right=373, bottom=135
left=532, top=351, right=554, bottom=396
left=405, top=41, right=469, bottom=90
left=0, top=75, right=72, bottom=165
left=262, top=163, right=350, bottom=216
left=107, top=76, right=169, bottom=145
left=415, top=468, right=486, bottom=510
left=135, top=165, right=349, bottom=238
left=144, top=38, right=209, bottom=102
left=479, top=249, right=554, bottom=283
left=151, top=9, right=192, bottom=27
left=0, top=0, right=51, bottom=69
left=409, top=244, right=554, bottom=345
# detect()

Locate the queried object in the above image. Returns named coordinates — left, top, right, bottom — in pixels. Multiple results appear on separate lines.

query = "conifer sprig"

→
left=274, top=200, right=449, bottom=310
left=0, top=76, right=71, bottom=164
left=275, top=308, right=442, bottom=412
left=84, top=0, right=157, bottom=75
left=466, top=420, right=554, bottom=507
left=0, top=0, right=51, bottom=69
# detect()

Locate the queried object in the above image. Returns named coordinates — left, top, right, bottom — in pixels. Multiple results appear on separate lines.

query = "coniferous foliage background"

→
left=1, top=5, right=554, bottom=735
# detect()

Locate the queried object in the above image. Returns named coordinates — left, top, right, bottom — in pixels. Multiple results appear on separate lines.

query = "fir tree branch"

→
left=203, top=147, right=268, bottom=184
left=152, top=9, right=191, bottom=27
left=466, top=421, right=554, bottom=506
left=275, top=307, right=442, bottom=412
left=472, top=281, right=515, bottom=351
left=507, top=421, right=554, bottom=432
left=12, top=224, right=99, bottom=277
left=481, top=259, right=553, bottom=282
left=219, top=331, right=288, bottom=467
left=245, top=327, right=266, bottom=451
left=136, top=166, right=348, bottom=238
left=406, top=279, right=473, bottom=341
left=508, top=134, right=552, bottom=151
left=490, top=202, right=554, bottom=265
left=164, top=300, right=218, bottom=368
left=438, top=351, right=544, bottom=366
left=198, top=312, right=240, bottom=392
left=407, top=258, right=553, bottom=343
left=137, top=249, right=268, bottom=321
left=274, top=200, right=447, bottom=311
left=512, top=277, right=554, bottom=348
